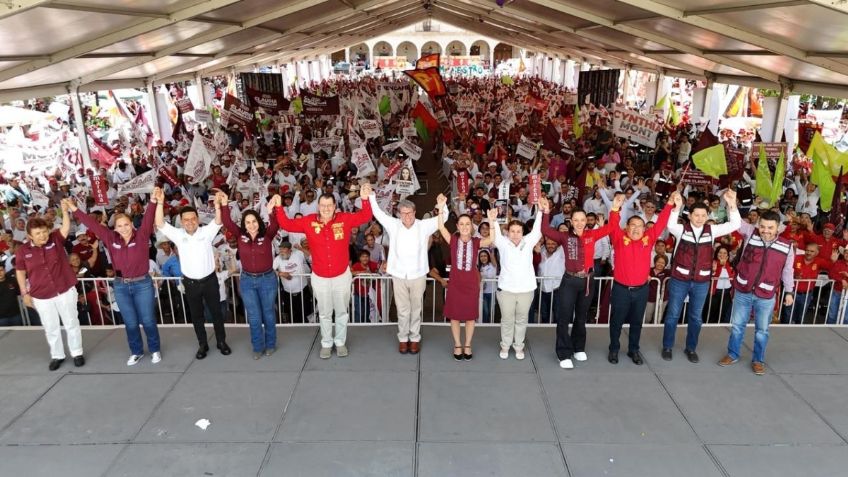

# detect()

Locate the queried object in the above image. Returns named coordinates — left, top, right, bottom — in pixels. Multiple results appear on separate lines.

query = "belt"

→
left=241, top=269, right=274, bottom=277
left=614, top=280, right=648, bottom=290
left=182, top=272, right=216, bottom=283
left=116, top=275, right=150, bottom=284
left=565, top=270, right=589, bottom=278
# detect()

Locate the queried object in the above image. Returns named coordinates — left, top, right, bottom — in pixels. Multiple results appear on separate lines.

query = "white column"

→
left=281, top=64, right=289, bottom=98
left=762, top=84, right=789, bottom=142
left=144, top=81, right=161, bottom=140
left=621, top=65, right=631, bottom=106
left=784, top=94, right=800, bottom=154
left=691, top=79, right=714, bottom=124
left=193, top=72, right=206, bottom=109
left=707, top=83, right=722, bottom=136
left=564, top=60, right=575, bottom=89
left=69, top=82, right=92, bottom=170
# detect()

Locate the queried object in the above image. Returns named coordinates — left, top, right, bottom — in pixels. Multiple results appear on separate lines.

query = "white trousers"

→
left=311, top=269, right=352, bottom=348
left=392, top=276, right=427, bottom=343
left=32, top=286, right=83, bottom=360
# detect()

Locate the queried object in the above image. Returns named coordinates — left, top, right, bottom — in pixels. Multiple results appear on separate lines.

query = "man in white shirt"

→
left=368, top=193, right=448, bottom=354
left=273, top=242, right=313, bottom=323
left=154, top=189, right=229, bottom=360
left=530, top=238, right=565, bottom=324
left=299, top=189, right=319, bottom=216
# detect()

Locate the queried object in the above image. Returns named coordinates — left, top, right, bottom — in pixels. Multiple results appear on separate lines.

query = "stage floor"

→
left=1, top=325, right=847, bottom=477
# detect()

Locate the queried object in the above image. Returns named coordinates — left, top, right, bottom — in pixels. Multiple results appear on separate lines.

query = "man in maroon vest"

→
left=719, top=210, right=795, bottom=375
left=662, top=189, right=741, bottom=362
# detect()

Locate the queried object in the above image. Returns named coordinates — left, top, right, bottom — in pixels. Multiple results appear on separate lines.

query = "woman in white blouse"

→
left=490, top=210, right=543, bottom=360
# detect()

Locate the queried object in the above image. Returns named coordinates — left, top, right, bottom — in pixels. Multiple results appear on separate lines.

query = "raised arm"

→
left=421, top=194, right=449, bottom=236
left=648, top=196, right=676, bottom=242
left=538, top=196, right=568, bottom=245
left=154, top=187, right=166, bottom=230
left=59, top=199, right=71, bottom=239
left=137, top=191, right=159, bottom=239
left=367, top=186, right=397, bottom=229
left=608, top=193, right=626, bottom=242
left=347, top=183, right=374, bottom=228
left=69, top=199, right=111, bottom=241
left=217, top=192, right=241, bottom=237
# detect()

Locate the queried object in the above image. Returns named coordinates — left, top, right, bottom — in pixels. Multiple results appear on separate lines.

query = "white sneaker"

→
left=151, top=352, right=162, bottom=364
left=574, top=352, right=588, bottom=362
left=127, top=354, right=143, bottom=366
left=559, top=359, right=574, bottom=369
left=515, top=349, right=525, bottom=360
left=499, top=347, right=509, bottom=359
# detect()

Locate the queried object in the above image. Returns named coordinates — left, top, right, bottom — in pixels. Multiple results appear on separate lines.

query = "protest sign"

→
left=359, top=119, right=382, bottom=139
left=399, top=139, right=422, bottom=161
left=516, top=138, right=539, bottom=160
left=118, top=169, right=157, bottom=195
left=352, top=147, right=375, bottom=178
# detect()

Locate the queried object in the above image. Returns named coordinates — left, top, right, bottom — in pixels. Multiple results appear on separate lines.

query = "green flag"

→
left=770, top=150, right=785, bottom=204
left=692, top=144, right=727, bottom=179
left=501, top=76, right=514, bottom=86
left=291, top=97, right=303, bottom=115
left=755, top=144, right=773, bottom=201
left=573, top=104, right=583, bottom=139
left=378, top=95, right=391, bottom=116
left=810, top=140, right=836, bottom=212
left=414, top=117, right=430, bottom=142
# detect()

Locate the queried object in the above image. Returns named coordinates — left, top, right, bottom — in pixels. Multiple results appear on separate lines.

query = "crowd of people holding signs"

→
left=2, top=51, right=848, bottom=376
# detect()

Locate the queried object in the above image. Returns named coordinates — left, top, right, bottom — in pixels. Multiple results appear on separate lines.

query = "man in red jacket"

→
left=271, top=183, right=373, bottom=359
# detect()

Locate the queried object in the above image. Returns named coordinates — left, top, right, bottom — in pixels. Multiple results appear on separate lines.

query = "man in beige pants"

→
left=369, top=193, right=448, bottom=354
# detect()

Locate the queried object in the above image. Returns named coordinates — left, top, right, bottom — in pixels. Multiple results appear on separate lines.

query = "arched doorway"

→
left=470, top=40, right=491, bottom=68
left=396, top=41, right=418, bottom=68
left=493, top=42, right=516, bottom=67
left=373, top=41, right=393, bottom=57
left=349, top=42, right=369, bottom=70
left=421, top=41, right=442, bottom=56
left=446, top=40, right=467, bottom=57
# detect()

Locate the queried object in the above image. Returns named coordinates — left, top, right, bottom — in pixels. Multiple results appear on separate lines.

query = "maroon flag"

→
left=528, top=174, right=541, bottom=205
left=158, top=166, right=180, bottom=187
left=692, top=124, right=719, bottom=154
left=457, top=170, right=470, bottom=197
left=86, top=129, right=119, bottom=168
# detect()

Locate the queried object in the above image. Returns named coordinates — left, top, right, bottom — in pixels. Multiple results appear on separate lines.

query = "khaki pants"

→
left=393, top=276, right=427, bottom=342
left=33, top=286, right=82, bottom=360
left=497, top=290, right=534, bottom=351
left=311, top=269, right=352, bottom=348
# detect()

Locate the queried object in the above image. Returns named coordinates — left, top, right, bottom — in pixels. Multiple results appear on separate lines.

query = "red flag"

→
left=409, top=101, right=438, bottom=132
left=171, top=109, right=188, bottom=141
left=404, top=67, right=446, bottom=98
left=416, top=53, right=440, bottom=69
left=90, top=174, right=110, bottom=205
left=692, top=124, right=719, bottom=154
left=158, top=166, right=180, bottom=187
left=457, top=170, right=470, bottom=197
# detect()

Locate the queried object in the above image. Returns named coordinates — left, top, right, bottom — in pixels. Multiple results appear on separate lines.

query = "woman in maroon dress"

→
left=437, top=208, right=495, bottom=361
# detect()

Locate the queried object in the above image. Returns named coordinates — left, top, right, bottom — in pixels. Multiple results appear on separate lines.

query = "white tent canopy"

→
left=1, top=0, right=848, bottom=102
left=0, top=105, right=55, bottom=126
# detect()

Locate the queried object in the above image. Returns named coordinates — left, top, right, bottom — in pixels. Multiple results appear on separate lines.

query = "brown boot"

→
left=399, top=341, right=409, bottom=354
left=409, top=341, right=420, bottom=354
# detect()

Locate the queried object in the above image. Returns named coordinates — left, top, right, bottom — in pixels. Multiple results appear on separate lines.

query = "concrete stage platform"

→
left=1, top=325, right=847, bottom=477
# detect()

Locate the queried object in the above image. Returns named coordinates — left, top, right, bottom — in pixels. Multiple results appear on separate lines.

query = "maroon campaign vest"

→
left=734, top=231, right=792, bottom=299
left=671, top=224, right=714, bottom=283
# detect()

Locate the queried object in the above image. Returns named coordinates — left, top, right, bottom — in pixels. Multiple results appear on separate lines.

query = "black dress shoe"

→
left=48, top=359, right=64, bottom=371
left=627, top=351, right=644, bottom=365
left=196, top=344, right=209, bottom=360
left=217, top=342, right=232, bottom=355
left=73, top=355, right=85, bottom=367
left=684, top=349, right=700, bottom=363
left=607, top=351, right=619, bottom=364
left=661, top=348, right=673, bottom=361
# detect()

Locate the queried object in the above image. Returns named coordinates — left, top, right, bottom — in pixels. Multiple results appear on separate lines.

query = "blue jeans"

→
left=529, top=290, right=557, bottom=324
left=482, top=292, right=494, bottom=323
left=727, top=291, right=775, bottom=363
left=662, top=278, right=709, bottom=351
left=113, top=276, right=160, bottom=355
left=353, top=294, right=370, bottom=323
left=781, top=291, right=810, bottom=324
left=0, top=314, right=22, bottom=326
left=826, top=291, right=848, bottom=324
left=240, top=271, right=279, bottom=352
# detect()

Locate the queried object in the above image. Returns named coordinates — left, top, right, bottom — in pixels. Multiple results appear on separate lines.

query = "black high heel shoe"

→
left=463, top=346, right=473, bottom=361
left=453, top=346, right=463, bottom=361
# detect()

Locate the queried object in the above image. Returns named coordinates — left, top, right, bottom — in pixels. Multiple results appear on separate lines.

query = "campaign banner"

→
left=382, top=140, right=403, bottom=152
left=562, top=91, right=578, bottom=105
left=349, top=131, right=364, bottom=151
left=244, top=86, right=290, bottom=114
left=612, top=107, right=663, bottom=148
left=394, top=180, right=415, bottom=196
left=91, top=174, right=110, bottom=206
left=456, top=99, right=476, bottom=113
left=752, top=142, right=788, bottom=163
left=158, top=166, right=180, bottom=187
left=375, top=185, right=395, bottom=213
left=311, top=137, right=335, bottom=154
left=185, top=133, right=214, bottom=184
left=498, top=181, right=511, bottom=200
left=516, top=138, right=539, bottom=160
left=682, top=169, right=714, bottom=187
left=175, top=98, right=194, bottom=114
left=118, top=169, right=157, bottom=195
left=456, top=170, right=470, bottom=197
left=719, top=147, right=746, bottom=188
left=528, top=174, right=541, bottom=205
left=359, top=119, right=382, bottom=139
left=30, top=189, right=49, bottom=210
left=352, top=147, right=375, bottom=178
left=301, top=92, right=340, bottom=116
left=384, top=160, right=403, bottom=179
left=403, top=126, right=417, bottom=138
left=399, top=139, right=422, bottom=161
left=222, top=94, right=255, bottom=134
left=194, top=109, right=212, bottom=125
left=435, top=109, right=448, bottom=124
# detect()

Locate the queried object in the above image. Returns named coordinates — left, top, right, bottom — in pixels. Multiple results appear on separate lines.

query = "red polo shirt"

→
left=221, top=206, right=280, bottom=274
left=793, top=256, right=833, bottom=293
left=608, top=204, right=673, bottom=287
left=74, top=202, right=156, bottom=279
left=15, top=231, right=78, bottom=300
left=275, top=200, right=373, bottom=278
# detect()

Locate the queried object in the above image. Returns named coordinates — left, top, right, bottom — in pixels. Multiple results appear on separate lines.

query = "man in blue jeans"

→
left=662, top=189, right=741, bottom=363
left=719, top=210, right=795, bottom=376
